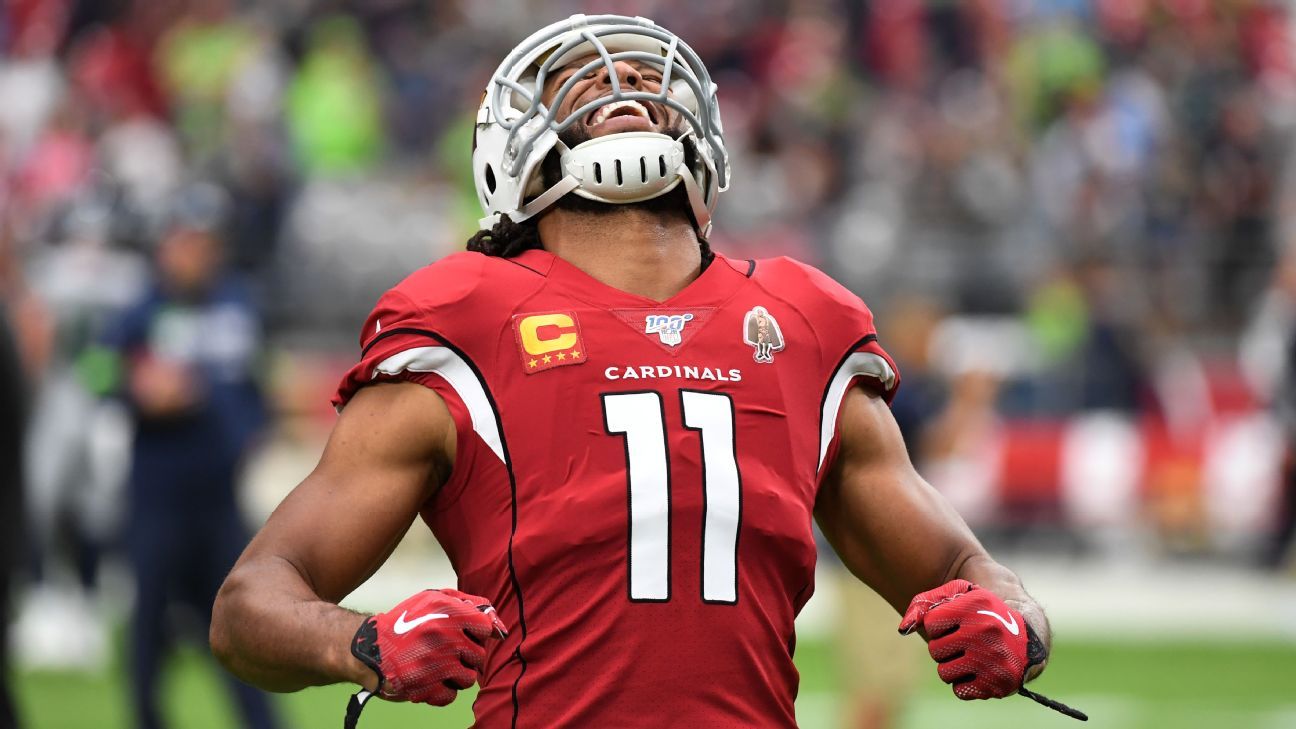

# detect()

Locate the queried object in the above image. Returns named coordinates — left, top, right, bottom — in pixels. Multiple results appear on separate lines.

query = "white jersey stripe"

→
left=374, top=346, right=506, bottom=463
left=818, top=351, right=897, bottom=471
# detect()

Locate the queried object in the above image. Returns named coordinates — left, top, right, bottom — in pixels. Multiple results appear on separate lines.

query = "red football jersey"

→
left=334, top=249, right=898, bottom=728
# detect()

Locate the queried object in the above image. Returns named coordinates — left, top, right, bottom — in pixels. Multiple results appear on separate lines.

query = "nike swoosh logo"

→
left=393, top=611, right=450, bottom=634
left=976, top=609, right=1020, bottom=636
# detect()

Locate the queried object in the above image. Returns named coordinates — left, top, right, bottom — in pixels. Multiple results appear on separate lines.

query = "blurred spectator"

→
left=883, top=296, right=949, bottom=455
left=15, top=195, right=142, bottom=671
left=1067, top=258, right=1148, bottom=413
left=285, top=16, right=387, bottom=176
left=98, top=184, right=277, bottom=729
left=1241, top=256, right=1296, bottom=569
left=923, top=367, right=1006, bottom=527
left=835, top=583, right=921, bottom=729
left=154, top=0, right=258, bottom=162
left=1200, top=86, right=1275, bottom=327
left=11, top=96, right=95, bottom=232
left=67, top=22, right=167, bottom=123
left=0, top=290, right=28, bottom=729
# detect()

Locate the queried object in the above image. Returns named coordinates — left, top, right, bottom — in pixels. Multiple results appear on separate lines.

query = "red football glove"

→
left=350, top=588, right=507, bottom=705
left=898, top=579, right=1031, bottom=700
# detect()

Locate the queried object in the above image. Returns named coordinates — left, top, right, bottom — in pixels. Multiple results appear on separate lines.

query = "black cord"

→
left=1019, top=685, right=1089, bottom=721
left=343, top=689, right=373, bottom=729
left=1019, top=621, right=1087, bottom=720
left=344, top=618, right=384, bottom=729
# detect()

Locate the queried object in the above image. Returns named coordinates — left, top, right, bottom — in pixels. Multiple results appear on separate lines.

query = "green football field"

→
left=14, top=638, right=1296, bottom=729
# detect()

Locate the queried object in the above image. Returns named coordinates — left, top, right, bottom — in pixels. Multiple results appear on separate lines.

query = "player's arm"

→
left=210, top=380, right=471, bottom=693
left=815, top=387, right=1050, bottom=674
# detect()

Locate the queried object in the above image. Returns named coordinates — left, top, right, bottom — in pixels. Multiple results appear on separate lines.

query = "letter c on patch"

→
left=519, top=314, right=578, bottom=355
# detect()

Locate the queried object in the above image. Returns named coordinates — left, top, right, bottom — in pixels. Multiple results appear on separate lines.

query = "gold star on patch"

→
left=528, top=359, right=538, bottom=368
left=542, top=354, right=552, bottom=364
left=557, top=352, right=567, bottom=361
left=572, top=350, right=581, bottom=358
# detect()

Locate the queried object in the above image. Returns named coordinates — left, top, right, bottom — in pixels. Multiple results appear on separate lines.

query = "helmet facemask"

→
left=473, top=15, right=729, bottom=237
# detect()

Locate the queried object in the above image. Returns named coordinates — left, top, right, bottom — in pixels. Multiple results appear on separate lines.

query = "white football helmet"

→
left=473, top=14, right=729, bottom=237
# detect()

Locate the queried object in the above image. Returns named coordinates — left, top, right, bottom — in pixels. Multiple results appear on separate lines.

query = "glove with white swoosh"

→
left=351, top=588, right=507, bottom=706
left=898, top=579, right=1031, bottom=700
left=898, top=579, right=1087, bottom=720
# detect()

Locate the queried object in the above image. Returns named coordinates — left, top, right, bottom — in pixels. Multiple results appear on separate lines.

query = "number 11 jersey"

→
left=333, top=248, right=899, bottom=728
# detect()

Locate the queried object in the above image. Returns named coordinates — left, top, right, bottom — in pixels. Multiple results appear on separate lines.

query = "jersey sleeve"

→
left=332, top=254, right=489, bottom=411
left=331, top=263, right=502, bottom=504
left=815, top=320, right=901, bottom=473
left=332, top=287, right=445, bottom=409
left=825, top=310, right=901, bottom=405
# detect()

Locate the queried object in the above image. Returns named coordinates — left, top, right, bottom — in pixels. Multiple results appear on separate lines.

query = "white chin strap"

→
left=562, top=132, right=685, bottom=204
left=482, top=131, right=713, bottom=238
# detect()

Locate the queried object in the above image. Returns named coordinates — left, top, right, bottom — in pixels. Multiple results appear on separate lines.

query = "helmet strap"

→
left=675, top=155, right=712, bottom=238
left=517, top=175, right=581, bottom=222
left=477, top=172, right=581, bottom=229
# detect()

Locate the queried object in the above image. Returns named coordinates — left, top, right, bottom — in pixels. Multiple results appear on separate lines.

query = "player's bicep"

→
left=237, top=381, right=456, bottom=604
left=815, top=386, right=986, bottom=614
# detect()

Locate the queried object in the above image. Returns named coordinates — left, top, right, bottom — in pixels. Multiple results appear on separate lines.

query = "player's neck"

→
left=538, top=206, right=702, bottom=301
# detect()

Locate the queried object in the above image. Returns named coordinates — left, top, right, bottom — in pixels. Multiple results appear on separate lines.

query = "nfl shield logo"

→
left=644, top=313, right=694, bottom=347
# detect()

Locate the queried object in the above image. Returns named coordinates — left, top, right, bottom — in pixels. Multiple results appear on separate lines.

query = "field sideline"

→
left=16, top=549, right=1295, bottom=728
left=14, top=637, right=1296, bottom=729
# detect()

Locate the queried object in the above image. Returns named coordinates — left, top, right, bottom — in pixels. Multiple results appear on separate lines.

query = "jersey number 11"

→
left=602, top=390, right=741, bottom=605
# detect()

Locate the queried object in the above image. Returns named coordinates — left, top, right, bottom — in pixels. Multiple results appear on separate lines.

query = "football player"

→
left=211, top=14, right=1083, bottom=727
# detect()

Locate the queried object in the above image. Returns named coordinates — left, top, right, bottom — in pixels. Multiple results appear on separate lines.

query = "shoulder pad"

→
left=750, top=256, right=876, bottom=322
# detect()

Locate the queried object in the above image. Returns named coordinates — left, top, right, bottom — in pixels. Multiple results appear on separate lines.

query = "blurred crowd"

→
left=4, top=0, right=1296, bottom=388
left=1, top=0, right=1292, bottom=333
left=2, top=0, right=1296, bottom=724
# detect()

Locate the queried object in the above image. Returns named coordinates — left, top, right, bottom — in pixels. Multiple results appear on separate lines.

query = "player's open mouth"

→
left=585, top=100, right=657, bottom=127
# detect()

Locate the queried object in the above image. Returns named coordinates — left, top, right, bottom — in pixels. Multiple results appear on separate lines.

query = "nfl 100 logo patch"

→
left=611, top=308, right=713, bottom=352
left=644, top=313, right=694, bottom=347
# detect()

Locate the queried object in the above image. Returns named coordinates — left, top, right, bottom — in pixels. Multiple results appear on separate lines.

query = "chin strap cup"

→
left=479, top=131, right=716, bottom=237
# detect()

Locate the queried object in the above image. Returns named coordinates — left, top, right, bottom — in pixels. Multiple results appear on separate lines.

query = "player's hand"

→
left=350, top=588, right=508, bottom=706
left=898, top=579, right=1032, bottom=700
left=130, top=355, right=199, bottom=417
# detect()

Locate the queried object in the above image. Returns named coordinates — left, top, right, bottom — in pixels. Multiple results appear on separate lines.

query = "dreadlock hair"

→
left=465, top=210, right=714, bottom=265
left=466, top=212, right=543, bottom=258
